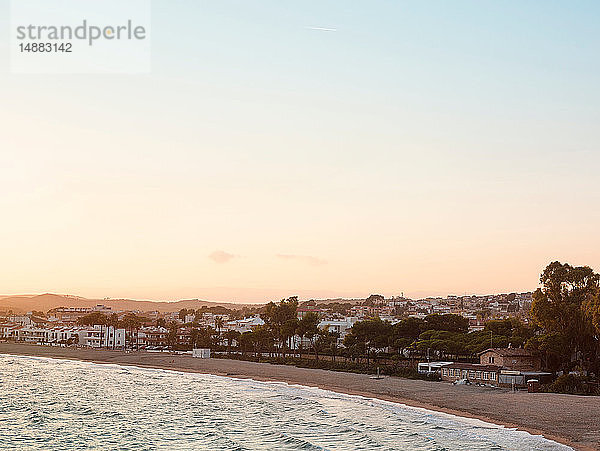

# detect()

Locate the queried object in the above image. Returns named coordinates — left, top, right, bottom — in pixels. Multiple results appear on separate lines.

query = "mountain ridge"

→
left=0, top=293, right=264, bottom=314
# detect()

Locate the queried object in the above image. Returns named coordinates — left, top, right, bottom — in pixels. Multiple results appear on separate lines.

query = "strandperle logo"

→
left=15, top=20, right=147, bottom=46
left=10, top=0, right=151, bottom=74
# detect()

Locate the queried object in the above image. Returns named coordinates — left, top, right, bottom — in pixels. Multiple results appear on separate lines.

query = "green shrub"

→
left=542, top=374, right=600, bottom=395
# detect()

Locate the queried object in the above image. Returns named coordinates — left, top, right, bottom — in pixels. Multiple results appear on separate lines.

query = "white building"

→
left=319, top=317, right=358, bottom=338
left=224, top=316, right=264, bottom=334
left=7, top=325, right=81, bottom=344
left=78, top=325, right=125, bottom=348
left=7, top=315, right=32, bottom=326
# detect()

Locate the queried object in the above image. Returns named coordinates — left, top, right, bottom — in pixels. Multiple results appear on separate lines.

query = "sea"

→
left=0, top=354, right=571, bottom=450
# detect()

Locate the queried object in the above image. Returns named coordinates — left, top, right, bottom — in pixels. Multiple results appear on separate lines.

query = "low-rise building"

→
left=418, top=361, right=454, bottom=375
left=78, top=325, right=125, bottom=348
left=224, top=316, right=264, bottom=334
left=441, top=363, right=500, bottom=385
left=479, top=348, right=541, bottom=371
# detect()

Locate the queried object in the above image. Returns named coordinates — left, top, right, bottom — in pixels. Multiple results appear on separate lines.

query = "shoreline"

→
left=2, top=343, right=598, bottom=450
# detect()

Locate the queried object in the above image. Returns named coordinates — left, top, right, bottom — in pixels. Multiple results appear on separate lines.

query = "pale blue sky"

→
left=0, top=1, right=599, bottom=301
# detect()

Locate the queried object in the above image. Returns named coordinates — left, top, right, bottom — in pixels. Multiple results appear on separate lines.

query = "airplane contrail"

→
left=307, top=26, right=338, bottom=32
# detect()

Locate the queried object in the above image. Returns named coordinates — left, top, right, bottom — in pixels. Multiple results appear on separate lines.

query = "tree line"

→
left=73, top=261, right=600, bottom=376
left=528, top=261, right=600, bottom=374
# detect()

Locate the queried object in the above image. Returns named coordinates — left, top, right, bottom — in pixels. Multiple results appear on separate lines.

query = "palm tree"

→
left=224, top=330, right=241, bottom=354
left=120, top=313, right=141, bottom=350
left=167, top=321, right=179, bottom=351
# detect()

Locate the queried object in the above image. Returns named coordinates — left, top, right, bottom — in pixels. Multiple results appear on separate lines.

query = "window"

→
left=491, top=372, right=497, bottom=381
left=468, top=371, right=476, bottom=379
left=476, top=371, right=481, bottom=379
left=483, top=372, right=489, bottom=380
left=442, top=369, right=448, bottom=376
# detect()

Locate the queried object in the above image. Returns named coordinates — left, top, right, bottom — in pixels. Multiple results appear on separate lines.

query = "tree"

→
left=193, top=326, right=215, bottom=349
left=344, top=318, right=393, bottom=365
left=297, top=312, right=320, bottom=359
left=392, top=317, right=423, bottom=340
left=166, top=321, right=178, bottom=350
left=297, top=312, right=319, bottom=347
left=525, top=333, right=565, bottom=372
left=189, top=328, right=200, bottom=349
left=424, top=314, right=469, bottom=333
left=224, top=330, right=241, bottom=354
left=311, top=328, right=338, bottom=361
left=239, top=331, right=254, bottom=355
left=390, top=317, right=423, bottom=357
left=584, top=290, right=600, bottom=338
left=530, top=261, right=600, bottom=372
left=120, top=313, right=142, bottom=349
left=262, top=297, right=299, bottom=357
left=250, top=325, right=273, bottom=357
left=212, top=317, right=225, bottom=349
left=364, top=294, right=384, bottom=306
left=77, top=312, right=107, bottom=326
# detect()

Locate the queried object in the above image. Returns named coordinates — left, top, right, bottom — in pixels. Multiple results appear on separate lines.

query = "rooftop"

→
left=479, top=348, right=536, bottom=357
left=443, top=363, right=501, bottom=372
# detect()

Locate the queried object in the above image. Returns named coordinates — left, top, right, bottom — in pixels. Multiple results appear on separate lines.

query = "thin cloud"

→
left=306, top=26, right=338, bottom=32
left=209, top=250, right=237, bottom=264
left=277, top=254, right=327, bottom=266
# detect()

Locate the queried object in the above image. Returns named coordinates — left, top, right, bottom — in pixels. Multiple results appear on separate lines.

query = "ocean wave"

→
left=0, top=354, right=571, bottom=450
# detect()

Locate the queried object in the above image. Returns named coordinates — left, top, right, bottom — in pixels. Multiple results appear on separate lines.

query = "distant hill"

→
left=0, top=294, right=263, bottom=314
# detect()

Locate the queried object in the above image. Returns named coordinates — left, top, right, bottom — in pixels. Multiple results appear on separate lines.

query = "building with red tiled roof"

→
left=441, top=363, right=500, bottom=384
left=479, top=348, right=541, bottom=371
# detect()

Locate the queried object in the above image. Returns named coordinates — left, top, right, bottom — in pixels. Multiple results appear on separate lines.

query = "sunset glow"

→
left=1, top=1, right=599, bottom=302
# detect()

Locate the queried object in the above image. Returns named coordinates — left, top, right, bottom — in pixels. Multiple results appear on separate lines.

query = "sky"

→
left=1, top=1, right=599, bottom=302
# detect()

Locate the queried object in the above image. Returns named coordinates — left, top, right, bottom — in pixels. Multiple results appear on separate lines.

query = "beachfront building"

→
left=441, top=363, right=500, bottom=385
left=0, top=323, right=22, bottom=340
left=135, top=326, right=168, bottom=348
left=11, top=325, right=48, bottom=343
left=78, top=325, right=125, bottom=348
left=441, top=348, right=548, bottom=388
left=479, top=348, right=541, bottom=371
left=418, top=361, right=454, bottom=376
left=5, top=325, right=83, bottom=344
left=479, top=348, right=550, bottom=387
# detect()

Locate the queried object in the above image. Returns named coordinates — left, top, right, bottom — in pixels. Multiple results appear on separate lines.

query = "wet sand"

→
left=1, top=343, right=598, bottom=450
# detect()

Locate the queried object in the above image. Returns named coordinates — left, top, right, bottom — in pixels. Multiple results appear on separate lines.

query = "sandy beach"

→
left=1, top=343, right=598, bottom=450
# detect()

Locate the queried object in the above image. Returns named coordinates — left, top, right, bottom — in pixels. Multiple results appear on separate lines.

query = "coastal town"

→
left=0, top=290, right=558, bottom=391
left=3, top=261, right=600, bottom=402
left=0, top=290, right=532, bottom=350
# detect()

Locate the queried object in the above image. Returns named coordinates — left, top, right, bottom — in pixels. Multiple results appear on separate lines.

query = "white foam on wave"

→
left=229, top=377, right=572, bottom=449
left=0, top=353, right=572, bottom=450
